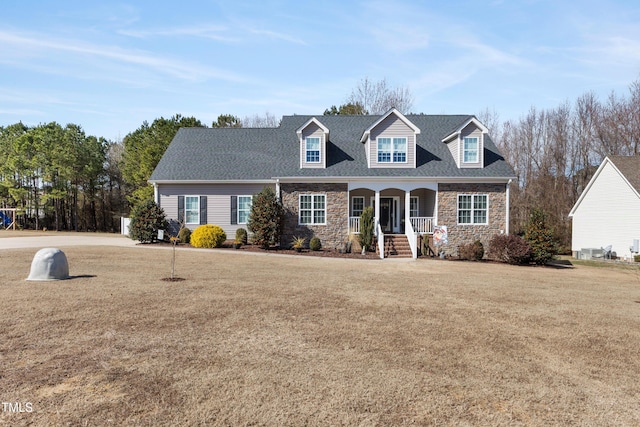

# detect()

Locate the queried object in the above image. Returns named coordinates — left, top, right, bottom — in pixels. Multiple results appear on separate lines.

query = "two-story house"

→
left=149, top=109, right=516, bottom=258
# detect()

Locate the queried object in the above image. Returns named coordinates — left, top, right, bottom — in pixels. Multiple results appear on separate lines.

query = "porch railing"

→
left=349, top=216, right=360, bottom=234
left=410, top=217, right=434, bottom=234
left=405, top=217, right=417, bottom=259
left=377, top=222, right=384, bottom=259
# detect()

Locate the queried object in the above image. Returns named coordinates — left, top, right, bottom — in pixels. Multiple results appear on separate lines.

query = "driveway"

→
left=0, top=232, right=137, bottom=250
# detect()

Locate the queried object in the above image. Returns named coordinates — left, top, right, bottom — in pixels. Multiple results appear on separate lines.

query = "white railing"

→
left=405, top=217, right=417, bottom=259
left=377, top=222, right=385, bottom=259
left=410, top=217, right=434, bottom=234
left=349, top=216, right=360, bottom=234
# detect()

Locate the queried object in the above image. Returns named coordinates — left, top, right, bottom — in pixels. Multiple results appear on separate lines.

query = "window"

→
left=185, top=196, right=200, bottom=224
left=377, top=137, right=407, bottom=163
left=299, top=194, right=326, bottom=224
left=463, top=137, right=479, bottom=163
left=238, top=196, right=252, bottom=224
left=305, top=137, right=321, bottom=163
left=409, top=196, right=419, bottom=217
left=352, top=196, right=364, bottom=217
left=393, top=138, right=407, bottom=162
left=458, top=194, right=488, bottom=224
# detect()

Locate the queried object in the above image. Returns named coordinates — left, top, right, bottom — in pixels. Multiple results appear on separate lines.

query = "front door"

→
left=380, top=198, right=394, bottom=233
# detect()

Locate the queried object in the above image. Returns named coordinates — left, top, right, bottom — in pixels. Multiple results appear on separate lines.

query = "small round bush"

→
left=458, top=240, right=484, bottom=260
left=309, top=236, right=322, bottom=251
left=235, top=227, right=248, bottom=245
left=178, top=227, right=191, bottom=244
left=190, top=224, right=226, bottom=248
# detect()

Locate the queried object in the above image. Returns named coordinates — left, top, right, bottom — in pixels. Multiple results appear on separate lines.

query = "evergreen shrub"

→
left=309, top=236, right=322, bottom=251
left=178, top=227, right=191, bottom=244
left=128, top=200, right=168, bottom=243
left=235, top=227, right=248, bottom=245
left=191, top=224, right=226, bottom=248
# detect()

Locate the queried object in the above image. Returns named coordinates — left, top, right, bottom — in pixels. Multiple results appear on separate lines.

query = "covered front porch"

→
left=347, top=182, right=437, bottom=258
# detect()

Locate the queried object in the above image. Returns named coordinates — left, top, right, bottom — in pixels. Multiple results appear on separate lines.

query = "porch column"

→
left=374, top=190, right=380, bottom=234
left=405, top=190, right=411, bottom=231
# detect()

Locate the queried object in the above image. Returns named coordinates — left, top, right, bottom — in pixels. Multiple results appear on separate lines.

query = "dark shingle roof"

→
left=609, top=155, right=640, bottom=192
left=149, top=114, right=516, bottom=182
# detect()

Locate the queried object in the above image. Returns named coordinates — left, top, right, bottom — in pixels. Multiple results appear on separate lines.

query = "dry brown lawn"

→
left=1, top=244, right=640, bottom=426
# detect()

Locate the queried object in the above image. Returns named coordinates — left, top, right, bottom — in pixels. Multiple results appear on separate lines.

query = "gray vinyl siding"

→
left=158, top=183, right=275, bottom=235
left=368, top=115, right=416, bottom=168
left=300, top=123, right=326, bottom=169
left=459, top=123, right=484, bottom=168
left=410, top=188, right=436, bottom=217
left=446, top=138, right=459, bottom=167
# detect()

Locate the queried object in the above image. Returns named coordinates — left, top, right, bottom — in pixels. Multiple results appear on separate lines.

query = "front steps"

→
left=378, top=234, right=412, bottom=258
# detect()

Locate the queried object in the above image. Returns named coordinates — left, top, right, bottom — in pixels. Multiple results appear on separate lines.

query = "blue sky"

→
left=1, top=0, right=639, bottom=141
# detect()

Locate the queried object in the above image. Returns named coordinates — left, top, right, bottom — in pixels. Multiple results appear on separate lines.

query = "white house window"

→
left=410, top=196, right=419, bottom=217
left=238, top=196, right=252, bottom=224
left=463, top=137, right=479, bottom=163
left=305, top=137, right=321, bottom=163
left=185, top=196, right=200, bottom=224
left=393, top=138, right=407, bottom=162
left=300, top=194, right=326, bottom=224
left=458, top=194, right=488, bottom=224
left=377, top=137, right=407, bottom=163
left=352, top=196, right=364, bottom=217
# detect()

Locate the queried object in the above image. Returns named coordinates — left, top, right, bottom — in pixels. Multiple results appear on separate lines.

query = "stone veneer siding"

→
left=437, top=183, right=508, bottom=257
left=280, top=183, right=348, bottom=250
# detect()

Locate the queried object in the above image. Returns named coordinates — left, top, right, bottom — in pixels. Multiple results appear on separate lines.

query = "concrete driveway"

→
left=0, top=232, right=137, bottom=250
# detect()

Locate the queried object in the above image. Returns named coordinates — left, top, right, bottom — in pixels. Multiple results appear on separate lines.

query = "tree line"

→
left=485, top=78, right=640, bottom=248
left=1, top=77, right=638, bottom=242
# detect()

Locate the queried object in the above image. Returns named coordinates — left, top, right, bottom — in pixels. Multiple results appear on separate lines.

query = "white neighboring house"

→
left=568, top=156, right=640, bottom=259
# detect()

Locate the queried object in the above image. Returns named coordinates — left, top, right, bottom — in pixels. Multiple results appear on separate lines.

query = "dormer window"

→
left=442, top=117, right=488, bottom=169
left=463, top=137, right=479, bottom=163
left=297, top=117, right=329, bottom=169
left=377, top=137, right=407, bottom=163
left=305, top=137, right=321, bottom=163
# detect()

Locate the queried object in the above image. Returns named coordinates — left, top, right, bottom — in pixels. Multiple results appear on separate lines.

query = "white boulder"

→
left=26, top=248, right=70, bottom=281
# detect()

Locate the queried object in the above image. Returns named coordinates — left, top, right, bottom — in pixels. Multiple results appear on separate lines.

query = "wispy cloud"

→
left=0, top=30, right=248, bottom=84
left=118, top=25, right=238, bottom=43
left=119, top=23, right=306, bottom=45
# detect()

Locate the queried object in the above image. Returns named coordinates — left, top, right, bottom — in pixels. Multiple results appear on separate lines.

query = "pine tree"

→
left=524, top=208, right=559, bottom=265
left=247, top=187, right=283, bottom=249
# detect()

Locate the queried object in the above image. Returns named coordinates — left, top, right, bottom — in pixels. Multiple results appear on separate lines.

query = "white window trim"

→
left=305, top=137, right=321, bottom=164
left=462, top=136, right=479, bottom=164
left=351, top=196, right=365, bottom=217
left=237, top=195, right=252, bottom=225
left=185, top=195, right=200, bottom=225
left=457, top=194, right=488, bottom=225
left=299, top=194, right=327, bottom=225
left=376, top=136, right=408, bottom=163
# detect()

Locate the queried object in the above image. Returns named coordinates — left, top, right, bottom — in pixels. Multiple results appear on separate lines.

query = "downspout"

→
left=275, top=179, right=281, bottom=201
left=505, top=179, right=512, bottom=235
left=153, top=183, right=159, bottom=205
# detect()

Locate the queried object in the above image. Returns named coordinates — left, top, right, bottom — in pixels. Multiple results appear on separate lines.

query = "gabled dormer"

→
left=297, top=117, right=329, bottom=169
left=442, top=117, right=488, bottom=169
left=360, top=108, right=420, bottom=168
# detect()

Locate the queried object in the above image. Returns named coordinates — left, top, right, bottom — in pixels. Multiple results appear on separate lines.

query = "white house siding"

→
left=368, top=115, right=416, bottom=168
left=158, top=183, right=274, bottom=236
left=571, top=161, right=640, bottom=258
left=300, top=122, right=326, bottom=169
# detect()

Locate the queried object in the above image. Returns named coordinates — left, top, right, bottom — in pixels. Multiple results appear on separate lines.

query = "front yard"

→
left=1, top=245, right=639, bottom=426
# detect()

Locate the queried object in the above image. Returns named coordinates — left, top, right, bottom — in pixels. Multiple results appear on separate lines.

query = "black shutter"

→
left=200, top=196, right=207, bottom=225
left=230, top=196, right=238, bottom=225
left=178, top=196, right=185, bottom=224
